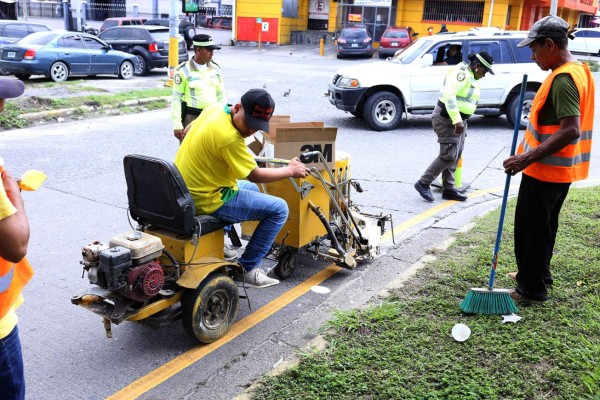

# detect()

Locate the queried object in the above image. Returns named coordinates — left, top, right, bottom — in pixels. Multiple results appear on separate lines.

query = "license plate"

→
left=6, top=51, right=15, bottom=59
left=392, top=42, right=398, bottom=47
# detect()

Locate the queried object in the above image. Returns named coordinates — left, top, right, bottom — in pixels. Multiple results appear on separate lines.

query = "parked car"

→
left=336, top=25, right=373, bottom=59
left=378, top=26, right=416, bottom=59
left=209, top=16, right=232, bottom=30
left=0, top=20, right=51, bottom=46
left=99, top=17, right=147, bottom=33
left=144, top=18, right=196, bottom=48
left=0, top=31, right=137, bottom=82
left=569, top=27, right=600, bottom=56
left=327, top=29, right=550, bottom=131
left=98, top=25, right=188, bottom=76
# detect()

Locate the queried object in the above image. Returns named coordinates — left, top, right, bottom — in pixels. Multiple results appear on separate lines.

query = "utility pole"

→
left=166, top=0, right=179, bottom=86
left=487, top=0, right=495, bottom=27
left=550, top=0, right=558, bottom=16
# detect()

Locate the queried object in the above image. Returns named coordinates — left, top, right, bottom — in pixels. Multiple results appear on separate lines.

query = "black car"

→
left=98, top=26, right=188, bottom=75
left=144, top=18, right=196, bottom=49
left=336, top=26, right=373, bottom=59
left=0, top=20, right=51, bottom=45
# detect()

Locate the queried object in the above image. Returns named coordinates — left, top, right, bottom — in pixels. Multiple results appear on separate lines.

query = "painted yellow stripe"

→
left=107, top=264, right=342, bottom=400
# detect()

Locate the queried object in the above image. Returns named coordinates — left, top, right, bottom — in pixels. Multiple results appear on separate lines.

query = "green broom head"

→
left=460, top=288, right=518, bottom=315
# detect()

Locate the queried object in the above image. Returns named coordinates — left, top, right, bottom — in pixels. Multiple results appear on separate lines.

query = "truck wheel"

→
left=181, top=273, right=238, bottom=343
left=364, top=91, right=403, bottom=131
left=506, top=90, right=535, bottom=130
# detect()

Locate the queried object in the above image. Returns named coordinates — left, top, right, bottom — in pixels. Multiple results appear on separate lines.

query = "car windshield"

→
left=384, top=30, right=408, bottom=39
left=390, top=38, right=431, bottom=64
left=342, top=28, right=368, bottom=39
left=17, top=31, right=58, bottom=45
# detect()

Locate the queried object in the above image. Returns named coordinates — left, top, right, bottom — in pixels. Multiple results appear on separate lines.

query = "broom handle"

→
left=487, top=74, right=528, bottom=290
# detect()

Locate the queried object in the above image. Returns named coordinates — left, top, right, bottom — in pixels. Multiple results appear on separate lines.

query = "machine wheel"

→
left=506, top=89, right=535, bottom=130
left=274, top=250, right=297, bottom=280
left=134, top=54, right=149, bottom=76
left=181, top=273, right=239, bottom=343
left=363, top=91, right=403, bottom=131
left=50, top=61, right=69, bottom=82
left=119, top=60, right=134, bottom=80
left=15, top=73, right=31, bottom=80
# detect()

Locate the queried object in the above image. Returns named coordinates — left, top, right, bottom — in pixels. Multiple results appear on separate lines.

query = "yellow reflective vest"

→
left=439, top=62, right=480, bottom=124
left=171, top=59, right=226, bottom=130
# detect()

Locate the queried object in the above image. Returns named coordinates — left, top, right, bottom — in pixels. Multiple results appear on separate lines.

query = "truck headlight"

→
left=337, top=77, right=360, bottom=88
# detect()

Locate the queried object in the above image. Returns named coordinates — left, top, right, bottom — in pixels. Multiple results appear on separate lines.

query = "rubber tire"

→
left=186, top=28, right=195, bottom=48
left=350, top=111, right=363, bottom=119
left=49, top=61, right=68, bottom=82
left=118, top=60, right=134, bottom=80
left=506, top=90, right=535, bottom=130
left=363, top=90, right=403, bottom=131
left=15, top=73, right=31, bottom=80
left=274, top=250, right=297, bottom=280
left=181, top=273, right=239, bottom=343
left=0, top=68, right=11, bottom=76
left=134, top=54, right=149, bottom=76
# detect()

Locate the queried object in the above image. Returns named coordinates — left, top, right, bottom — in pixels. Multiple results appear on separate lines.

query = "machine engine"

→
left=81, top=231, right=165, bottom=302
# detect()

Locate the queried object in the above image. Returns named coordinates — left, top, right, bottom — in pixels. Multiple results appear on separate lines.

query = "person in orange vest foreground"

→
left=503, top=15, right=595, bottom=302
left=0, top=78, right=32, bottom=400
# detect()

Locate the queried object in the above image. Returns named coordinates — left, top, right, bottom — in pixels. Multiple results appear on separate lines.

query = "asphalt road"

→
left=2, top=45, right=600, bottom=399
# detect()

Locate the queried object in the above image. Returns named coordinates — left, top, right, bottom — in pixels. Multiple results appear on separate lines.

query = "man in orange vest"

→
left=503, top=16, right=594, bottom=302
left=0, top=78, right=32, bottom=400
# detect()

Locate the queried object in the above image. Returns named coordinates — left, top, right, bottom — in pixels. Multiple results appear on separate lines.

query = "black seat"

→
left=123, top=154, right=228, bottom=237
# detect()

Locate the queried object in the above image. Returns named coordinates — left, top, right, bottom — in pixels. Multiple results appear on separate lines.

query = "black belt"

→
left=185, top=106, right=203, bottom=117
left=437, top=100, right=470, bottom=121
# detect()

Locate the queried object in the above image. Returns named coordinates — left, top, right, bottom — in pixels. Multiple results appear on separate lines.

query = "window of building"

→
left=423, top=0, right=484, bottom=24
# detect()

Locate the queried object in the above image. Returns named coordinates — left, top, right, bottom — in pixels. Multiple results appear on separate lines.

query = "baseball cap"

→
left=192, top=34, right=221, bottom=50
left=241, top=89, right=275, bottom=133
left=517, top=15, right=571, bottom=48
left=475, top=51, right=495, bottom=75
left=0, top=78, right=25, bottom=99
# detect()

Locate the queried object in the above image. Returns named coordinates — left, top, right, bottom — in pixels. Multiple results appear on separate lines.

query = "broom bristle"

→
left=460, top=288, right=518, bottom=315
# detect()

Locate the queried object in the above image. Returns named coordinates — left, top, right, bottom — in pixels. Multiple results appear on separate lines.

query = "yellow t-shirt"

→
left=174, top=103, right=257, bottom=214
left=0, top=176, right=21, bottom=339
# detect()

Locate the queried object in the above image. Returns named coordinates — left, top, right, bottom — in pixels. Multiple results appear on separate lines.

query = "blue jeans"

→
left=211, top=181, right=288, bottom=271
left=0, top=326, right=25, bottom=400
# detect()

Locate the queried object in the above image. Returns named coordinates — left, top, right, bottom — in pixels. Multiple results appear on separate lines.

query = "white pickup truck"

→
left=327, top=28, right=550, bottom=131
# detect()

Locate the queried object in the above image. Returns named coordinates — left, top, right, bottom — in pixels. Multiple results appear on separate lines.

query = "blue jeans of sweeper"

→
left=0, top=326, right=25, bottom=400
left=211, top=180, right=288, bottom=271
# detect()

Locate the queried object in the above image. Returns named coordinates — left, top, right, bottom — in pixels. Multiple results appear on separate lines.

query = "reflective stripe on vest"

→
left=0, top=264, right=14, bottom=292
left=518, top=62, right=595, bottom=183
left=0, top=258, right=34, bottom=319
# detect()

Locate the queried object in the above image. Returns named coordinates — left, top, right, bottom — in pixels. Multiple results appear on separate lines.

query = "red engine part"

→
left=121, top=261, right=164, bottom=301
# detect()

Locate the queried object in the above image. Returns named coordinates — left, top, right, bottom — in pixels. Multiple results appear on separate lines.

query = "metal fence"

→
left=422, top=0, right=484, bottom=24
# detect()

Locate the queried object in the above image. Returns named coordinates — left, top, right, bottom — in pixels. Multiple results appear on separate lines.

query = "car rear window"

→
left=4, top=24, right=29, bottom=39
left=342, top=28, right=368, bottom=39
left=149, top=30, right=171, bottom=42
left=383, top=30, right=409, bottom=39
left=98, top=28, right=119, bottom=40
left=102, top=20, right=118, bottom=29
left=18, top=32, right=57, bottom=45
left=30, top=25, right=50, bottom=33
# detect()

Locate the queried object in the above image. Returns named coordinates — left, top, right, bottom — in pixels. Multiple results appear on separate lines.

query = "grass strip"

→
left=251, top=186, right=600, bottom=399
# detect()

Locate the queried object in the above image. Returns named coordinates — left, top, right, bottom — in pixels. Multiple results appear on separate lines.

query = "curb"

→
left=19, top=96, right=171, bottom=123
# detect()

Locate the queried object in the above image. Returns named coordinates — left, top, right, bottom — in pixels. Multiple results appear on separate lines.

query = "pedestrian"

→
left=502, top=15, right=594, bottom=302
left=174, top=89, right=311, bottom=288
left=171, top=33, right=226, bottom=143
left=438, top=23, right=448, bottom=33
left=414, top=51, right=495, bottom=202
left=0, top=77, right=33, bottom=400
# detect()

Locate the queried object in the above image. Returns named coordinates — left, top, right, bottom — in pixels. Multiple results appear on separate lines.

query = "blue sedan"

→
left=0, top=31, right=138, bottom=82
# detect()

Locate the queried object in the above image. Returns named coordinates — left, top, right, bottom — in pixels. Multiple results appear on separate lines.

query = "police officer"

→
left=414, top=51, right=494, bottom=202
left=171, top=33, right=226, bottom=143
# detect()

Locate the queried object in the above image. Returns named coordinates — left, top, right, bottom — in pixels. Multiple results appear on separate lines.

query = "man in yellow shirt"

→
left=0, top=78, right=32, bottom=400
left=175, top=89, right=310, bottom=287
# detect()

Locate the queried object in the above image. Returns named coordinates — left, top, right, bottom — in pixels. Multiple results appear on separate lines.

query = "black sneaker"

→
left=442, top=189, right=468, bottom=201
left=414, top=181, right=434, bottom=202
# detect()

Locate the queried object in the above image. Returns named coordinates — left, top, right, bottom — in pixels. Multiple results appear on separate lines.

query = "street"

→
left=2, top=46, right=600, bottom=399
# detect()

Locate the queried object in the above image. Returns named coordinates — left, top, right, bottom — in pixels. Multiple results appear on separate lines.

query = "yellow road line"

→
left=107, top=264, right=342, bottom=400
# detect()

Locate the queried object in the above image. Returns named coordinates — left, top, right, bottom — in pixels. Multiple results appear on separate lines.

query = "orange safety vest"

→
left=0, top=257, right=34, bottom=319
left=518, top=61, right=595, bottom=183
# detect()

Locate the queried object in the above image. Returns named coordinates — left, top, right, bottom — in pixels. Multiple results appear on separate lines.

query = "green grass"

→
left=0, top=88, right=170, bottom=129
left=251, top=186, right=600, bottom=399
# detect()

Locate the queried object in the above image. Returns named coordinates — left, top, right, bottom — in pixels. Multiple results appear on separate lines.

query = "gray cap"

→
left=517, top=15, right=571, bottom=48
left=0, top=78, right=24, bottom=99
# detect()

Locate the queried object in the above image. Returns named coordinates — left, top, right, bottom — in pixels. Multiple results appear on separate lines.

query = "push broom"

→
left=459, top=75, right=528, bottom=315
